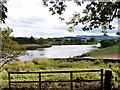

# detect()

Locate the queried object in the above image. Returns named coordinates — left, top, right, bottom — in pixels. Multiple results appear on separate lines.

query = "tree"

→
left=0, top=0, right=7, bottom=23
left=37, top=38, right=45, bottom=44
left=116, top=31, right=120, bottom=35
left=43, top=0, right=120, bottom=32
left=0, top=27, right=26, bottom=69
left=100, top=39, right=117, bottom=48
left=30, top=36, right=36, bottom=44
left=89, top=36, right=98, bottom=44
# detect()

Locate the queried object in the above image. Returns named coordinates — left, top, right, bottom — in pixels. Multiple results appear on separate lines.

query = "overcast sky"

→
left=1, top=0, right=118, bottom=38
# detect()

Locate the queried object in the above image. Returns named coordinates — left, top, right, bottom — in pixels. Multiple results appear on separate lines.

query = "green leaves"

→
left=1, top=27, right=26, bottom=68
left=67, top=26, right=74, bottom=32
left=45, top=1, right=67, bottom=15
left=0, top=2, right=7, bottom=23
left=44, top=1, right=120, bottom=34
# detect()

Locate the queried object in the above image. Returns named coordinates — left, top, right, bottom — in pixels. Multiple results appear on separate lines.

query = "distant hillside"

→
left=76, top=35, right=118, bottom=40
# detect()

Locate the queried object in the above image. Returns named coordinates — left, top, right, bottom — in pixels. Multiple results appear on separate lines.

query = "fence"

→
left=8, top=69, right=104, bottom=90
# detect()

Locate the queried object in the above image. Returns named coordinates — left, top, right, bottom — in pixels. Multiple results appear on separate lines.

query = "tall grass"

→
left=1, top=58, right=120, bottom=89
left=2, top=58, right=118, bottom=72
left=22, top=44, right=51, bottom=50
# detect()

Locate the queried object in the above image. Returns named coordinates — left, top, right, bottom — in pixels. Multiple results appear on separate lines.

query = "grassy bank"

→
left=2, top=58, right=120, bottom=89
left=22, top=44, right=52, bottom=50
left=74, top=44, right=119, bottom=59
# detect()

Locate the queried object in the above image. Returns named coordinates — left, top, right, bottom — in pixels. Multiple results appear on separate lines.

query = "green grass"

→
left=2, top=59, right=111, bottom=73
left=1, top=58, right=120, bottom=89
left=78, top=44, right=119, bottom=57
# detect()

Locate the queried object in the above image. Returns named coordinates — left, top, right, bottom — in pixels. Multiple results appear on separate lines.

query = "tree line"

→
left=12, top=36, right=98, bottom=45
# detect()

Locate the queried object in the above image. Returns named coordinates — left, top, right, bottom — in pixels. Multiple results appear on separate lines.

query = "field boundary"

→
left=8, top=69, right=104, bottom=90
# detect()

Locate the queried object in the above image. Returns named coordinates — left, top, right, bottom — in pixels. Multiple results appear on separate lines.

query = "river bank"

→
left=22, top=44, right=52, bottom=50
left=74, top=44, right=119, bottom=60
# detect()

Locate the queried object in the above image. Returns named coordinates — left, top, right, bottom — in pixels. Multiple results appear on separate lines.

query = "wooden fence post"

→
left=101, top=69, right=103, bottom=90
left=70, top=72, right=73, bottom=90
left=104, top=70, right=112, bottom=90
left=39, top=73, right=41, bottom=90
left=8, top=72, right=11, bottom=90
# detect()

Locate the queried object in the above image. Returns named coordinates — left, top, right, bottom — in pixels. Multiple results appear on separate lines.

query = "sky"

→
left=1, top=0, right=118, bottom=38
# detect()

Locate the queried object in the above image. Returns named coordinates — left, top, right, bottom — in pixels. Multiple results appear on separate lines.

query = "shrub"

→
left=32, top=58, right=53, bottom=70
left=57, top=62, right=73, bottom=68
left=100, top=40, right=117, bottom=48
left=32, top=58, right=52, bottom=65
left=80, top=53, right=90, bottom=57
left=94, top=60, right=104, bottom=65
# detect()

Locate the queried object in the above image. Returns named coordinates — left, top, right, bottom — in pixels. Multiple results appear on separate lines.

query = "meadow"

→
left=1, top=58, right=120, bottom=90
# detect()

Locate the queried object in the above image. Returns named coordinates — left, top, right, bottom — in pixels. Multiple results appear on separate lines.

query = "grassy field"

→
left=1, top=58, right=120, bottom=89
left=91, top=45, right=118, bottom=55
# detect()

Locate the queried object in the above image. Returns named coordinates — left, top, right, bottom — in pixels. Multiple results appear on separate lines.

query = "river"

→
left=19, top=43, right=100, bottom=60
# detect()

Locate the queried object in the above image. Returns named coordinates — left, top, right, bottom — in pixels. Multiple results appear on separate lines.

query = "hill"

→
left=75, top=35, right=118, bottom=40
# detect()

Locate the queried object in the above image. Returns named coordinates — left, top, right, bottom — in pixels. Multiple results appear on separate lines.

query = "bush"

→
left=80, top=53, right=90, bottom=57
left=100, top=40, right=117, bottom=48
left=94, top=60, right=104, bottom=65
left=32, top=58, right=51, bottom=65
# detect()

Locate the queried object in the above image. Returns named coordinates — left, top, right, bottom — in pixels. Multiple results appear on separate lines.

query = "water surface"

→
left=19, top=44, right=100, bottom=60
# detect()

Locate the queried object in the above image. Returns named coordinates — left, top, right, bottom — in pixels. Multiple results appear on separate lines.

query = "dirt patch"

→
left=91, top=53, right=119, bottom=60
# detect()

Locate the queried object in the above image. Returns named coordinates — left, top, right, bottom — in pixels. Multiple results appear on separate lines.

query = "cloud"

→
left=8, top=17, right=46, bottom=28
left=1, top=0, right=118, bottom=38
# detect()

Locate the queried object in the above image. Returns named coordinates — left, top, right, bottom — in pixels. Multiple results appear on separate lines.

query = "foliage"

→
left=116, top=31, right=120, bottom=35
left=12, top=36, right=37, bottom=44
left=0, top=1, right=7, bottom=23
left=89, top=36, right=98, bottom=44
left=80, top=53, right=90, bottom=57
left=29, top=36, right=36, bottom=44
left=37, top=38, right=46, bottom=44
left=100, top=39, right=117, bottom=48
left=13, top=36, right=96, bottom=46
left=1, top=27, right=26, bottom=69
left=32, top=58, right=52, bottom=70
left=94, top=59, right=104, bottom=65
left=44, top=1, right=120, bottom=33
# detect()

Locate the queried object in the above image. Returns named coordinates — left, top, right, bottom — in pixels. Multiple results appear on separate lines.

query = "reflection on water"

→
left=37, top=48, right=45, bottom=56
left=19, top=44, right=100, bottom=60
